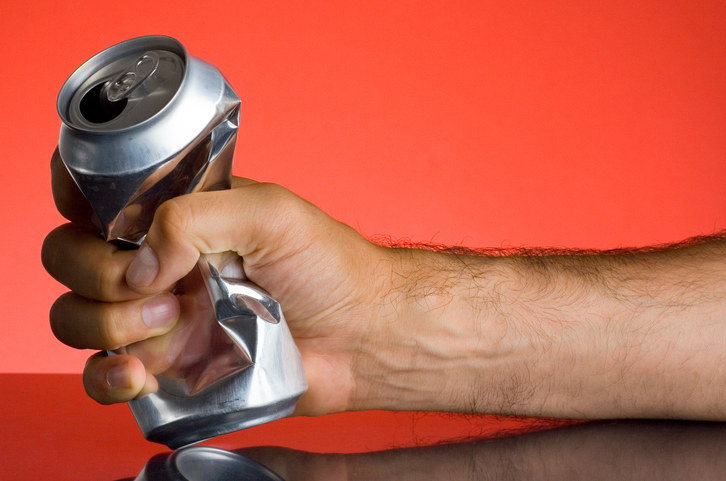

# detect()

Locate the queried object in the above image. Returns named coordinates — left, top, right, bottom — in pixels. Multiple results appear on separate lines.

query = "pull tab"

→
left=103, top=51, right=160, bottom=102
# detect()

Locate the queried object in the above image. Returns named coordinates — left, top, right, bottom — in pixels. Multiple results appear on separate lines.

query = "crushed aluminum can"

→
left=56, top=35, right=307, bottom=448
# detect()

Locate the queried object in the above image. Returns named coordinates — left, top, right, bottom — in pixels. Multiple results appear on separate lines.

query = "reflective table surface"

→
left=3, top=374, right=726, bottom=480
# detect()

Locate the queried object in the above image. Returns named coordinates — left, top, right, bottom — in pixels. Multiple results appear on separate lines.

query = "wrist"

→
left=350, top=247, right=511, bottom=412
left=349, top=247, right=617, bottom=416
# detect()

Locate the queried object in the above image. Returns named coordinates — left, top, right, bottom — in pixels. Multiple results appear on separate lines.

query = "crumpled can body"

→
left=56, top=35, right=307, bottom=448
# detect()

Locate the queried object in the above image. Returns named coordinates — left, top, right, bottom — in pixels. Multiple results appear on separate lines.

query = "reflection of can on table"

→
left=56, top=36, right=307, bottom=448
left=135, top=447, right=285, bottom=481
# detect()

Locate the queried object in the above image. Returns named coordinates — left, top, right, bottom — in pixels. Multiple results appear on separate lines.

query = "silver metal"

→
left=56, top=35, right=307, bottom=448
left=134, top=446, right=284, bottom=481
left=57, top=36, right=231, bottom=243
left=129, top=257, right=307, bottom=448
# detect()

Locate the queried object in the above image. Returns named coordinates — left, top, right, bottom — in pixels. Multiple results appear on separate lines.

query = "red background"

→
left=1, top=0, right=725, bottom=373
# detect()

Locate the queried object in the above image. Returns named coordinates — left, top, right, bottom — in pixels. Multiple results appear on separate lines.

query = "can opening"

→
left=79, top=82, right=128, bottom=124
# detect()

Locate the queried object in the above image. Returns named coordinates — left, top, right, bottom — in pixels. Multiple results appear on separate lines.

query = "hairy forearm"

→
left=354, top=235, right=726, bottom=419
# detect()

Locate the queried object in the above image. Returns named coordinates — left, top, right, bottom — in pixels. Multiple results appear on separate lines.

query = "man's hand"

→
left=42, top=150, right=399, bottom=415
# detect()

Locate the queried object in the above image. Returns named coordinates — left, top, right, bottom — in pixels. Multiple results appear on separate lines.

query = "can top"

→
left=57, top=36, right=186, bottom=131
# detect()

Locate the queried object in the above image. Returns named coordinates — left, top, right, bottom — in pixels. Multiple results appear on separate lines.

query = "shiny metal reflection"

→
left=56, top=36, right=307, bottom=448
left=134, top=447, right=284, bottom=481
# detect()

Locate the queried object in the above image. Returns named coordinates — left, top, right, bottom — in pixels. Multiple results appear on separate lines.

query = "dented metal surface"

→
left=56, top=35, right=307, bottom=448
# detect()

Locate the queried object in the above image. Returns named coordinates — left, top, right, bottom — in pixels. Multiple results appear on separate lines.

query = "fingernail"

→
left=142, top=295, right=179, bottom=329
left=105, top=364, right=130, bottom=389
left=127, top=244, right=159, bottom=288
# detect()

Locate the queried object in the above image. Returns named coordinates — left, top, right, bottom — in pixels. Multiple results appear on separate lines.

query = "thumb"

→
left=124, top=181, right=300, bottom=294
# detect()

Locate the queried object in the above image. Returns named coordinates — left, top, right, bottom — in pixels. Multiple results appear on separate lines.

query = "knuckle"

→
left=49, top=293, right=73, bottom=346
left=258, top=182, right=293, bottom=204
left=94, top=254, right=128, bottom=301
left=41, top=226, right=69, bottom=279
left=255, top=183, right=306, bottom=219
left=151, top=195, right=208, bottom=258
left=154, top=197, right=192, bottom=240
left=40, top=231, right=58, bottom=274
left=97, top=308, right=126, bottom=350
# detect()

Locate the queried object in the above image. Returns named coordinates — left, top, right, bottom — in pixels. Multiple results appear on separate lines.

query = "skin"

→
left=42, top=149, right=726, bottom=419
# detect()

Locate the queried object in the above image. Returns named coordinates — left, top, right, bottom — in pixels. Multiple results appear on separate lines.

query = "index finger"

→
left=42, top=223, right=143, bottom=302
